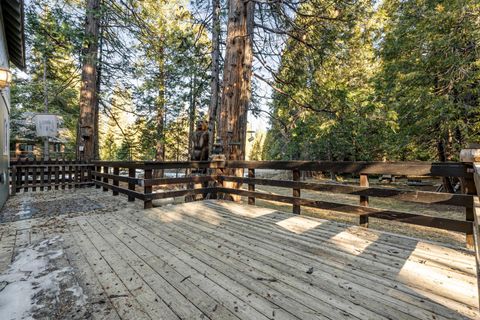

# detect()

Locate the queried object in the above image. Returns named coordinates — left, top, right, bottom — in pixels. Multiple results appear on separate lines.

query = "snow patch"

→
left=66, top=284, right=87, bottom=306
left=0, top=236, right=86, bottom=320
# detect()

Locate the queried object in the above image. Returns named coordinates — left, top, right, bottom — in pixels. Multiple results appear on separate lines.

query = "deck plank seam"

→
left=83, top=216, right=218, bottom=320
left=68, top=222, right=153, bottom=320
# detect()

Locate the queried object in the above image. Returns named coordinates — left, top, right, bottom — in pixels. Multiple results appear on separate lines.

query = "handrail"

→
left=223, top=160, right=473, bottom=177
left=9, top=160, right=93, bottom=193
left=218, top=175, right=473, bottom=207
left=90, top=160, right=473, bottom=177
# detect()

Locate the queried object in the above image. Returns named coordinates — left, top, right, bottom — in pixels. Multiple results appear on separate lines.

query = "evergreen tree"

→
left=378, top=0, right=480, bottom=161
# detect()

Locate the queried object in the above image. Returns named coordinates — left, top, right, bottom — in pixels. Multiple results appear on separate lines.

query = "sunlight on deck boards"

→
left=1, top=196, right=478, bottom=320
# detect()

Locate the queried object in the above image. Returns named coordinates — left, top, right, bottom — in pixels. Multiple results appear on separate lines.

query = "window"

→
left=19, top=144, right=33, bottom=152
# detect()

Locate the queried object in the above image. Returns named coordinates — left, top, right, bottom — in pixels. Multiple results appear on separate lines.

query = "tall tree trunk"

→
left=207, top=0, right=221, bottom=155
left=188, top=74, right=197, bottom=159
left=78, top=0, right=101, bottom=161
left=43, top=55, right=49, bottom=160
left=218, top=0, right=255, bottom=161
left=218, top=0, right=255, bottom=201
left=155, top=47, right=166, bottom=178
left=93, top=15, right=104, bottom=160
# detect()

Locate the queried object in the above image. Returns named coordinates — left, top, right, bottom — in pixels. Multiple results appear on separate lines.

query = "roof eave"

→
left=2, top=0, right=25, bottom=69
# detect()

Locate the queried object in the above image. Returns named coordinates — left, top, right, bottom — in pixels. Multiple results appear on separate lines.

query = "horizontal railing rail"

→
left=222, top=160, right=473, bottom=177
left=218, top=175, right=473, bottom=207
left=218, top=161, right=476, bottom=247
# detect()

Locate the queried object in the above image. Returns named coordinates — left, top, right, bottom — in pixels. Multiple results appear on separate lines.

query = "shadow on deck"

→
left=0, top=188, right=478, bottom=319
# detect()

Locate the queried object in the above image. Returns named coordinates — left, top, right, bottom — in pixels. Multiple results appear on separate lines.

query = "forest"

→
left=9, top=0, right=480, bottom=163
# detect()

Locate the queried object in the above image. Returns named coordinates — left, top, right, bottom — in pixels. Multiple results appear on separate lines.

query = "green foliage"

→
left=101, top=132, right=118, bottom=160
left=377, top=0, right=480, bottom=160
left=12, top=0, right=479, bottom=163
left=264, top=0, right=480, bottom=161
left=249, top=132, right=266, bottom=161
left=265, top=0, right=393, bottom=161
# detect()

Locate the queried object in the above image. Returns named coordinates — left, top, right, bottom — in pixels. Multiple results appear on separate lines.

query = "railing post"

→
left=73, top=161, right=78, bottom=188
left=292, top=169, right=301, bottom=214
left=210, top=154, right=225, bottom=199
left=248, top=168, right=255, bottom=205
left=95, top=165, right=101, bottom=188
left=144, top=168, right=153, bottom=209
left=359, top=174, right=369, bottom=227
left=54, top=160, right=60, bottom=190
left=460, top=146, right=480, bottom=249
left=61, top=161, right=66, bottom=189
left=16, top=165, right=21, bottom=193
left=113, top=167, right=119, bottom=196
left=40, top=159, right=45, bottom=191
left=128, top=168, right=135, bottom=202
left=32, top=164, right=37, bottom=192
left=102, top=166, right=109, bottom=191
left=11, top=167, right=16, bottom=196
left=47, top=158, right=52, bottom=191
left=24, top=159, right=29, bottom=192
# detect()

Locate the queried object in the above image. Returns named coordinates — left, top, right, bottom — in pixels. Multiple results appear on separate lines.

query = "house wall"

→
left=0, top=5, right=10, bottom=209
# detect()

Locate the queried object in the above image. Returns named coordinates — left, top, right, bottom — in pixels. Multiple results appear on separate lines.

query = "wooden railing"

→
left=8, top=159, right=476, bottom=244
left=88, top=160, right=475, bottom=241
left=90, top=161, right=221, bottom=209
left=218, top=161, right=474, bottom=235
left=9, top=159, right=94, bottom=194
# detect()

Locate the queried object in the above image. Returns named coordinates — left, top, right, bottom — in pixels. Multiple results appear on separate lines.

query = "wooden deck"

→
left=1, top=197, right=479, bottom=319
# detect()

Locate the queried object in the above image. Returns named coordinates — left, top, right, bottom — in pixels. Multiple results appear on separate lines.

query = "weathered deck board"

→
left=184, top=202, right=479, bottom=318
left=68, top=222, right=152, bottom=320
left=102, top=214, right=343, bottom=320
left=86, top=216, right=241, bottom=320
left=1, top=197, right=478, bottom=319
left=120, top=209, right=442, bottom=320
left=62, top=229, right=121, bottom=320
left=124, top=202, right=478, bottom=320
left=92, top=216, right=279, bottom=320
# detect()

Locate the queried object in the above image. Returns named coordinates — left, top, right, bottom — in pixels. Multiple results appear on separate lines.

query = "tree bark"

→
left=217, top=0, right=255, bottom=201
left=78, top=0, right=101, bottom=161
left=218, top=0, right=255, bottom=161
left=155, top=46, right=166, bottom=178
left=93, top=16, right=104, bottom=160
left=207, top=0, right=221, bottom=154
left=43, top=55, right=49, bottom=160
left=188, top=74, right=197, bottom=159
